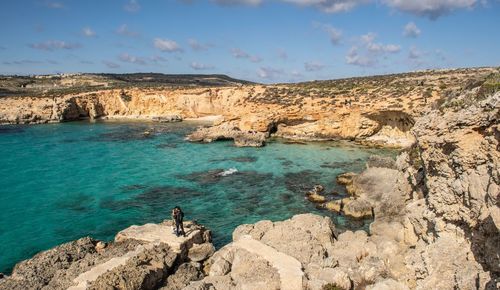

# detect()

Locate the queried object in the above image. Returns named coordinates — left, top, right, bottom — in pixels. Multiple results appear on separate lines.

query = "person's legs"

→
left=175, top=222, right=180, bottom=236
left=179, top=222, right=185, bottom=236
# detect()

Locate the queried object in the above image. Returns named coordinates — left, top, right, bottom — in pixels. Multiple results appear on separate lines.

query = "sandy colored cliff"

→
left=2, top=67, right=498, bottom=148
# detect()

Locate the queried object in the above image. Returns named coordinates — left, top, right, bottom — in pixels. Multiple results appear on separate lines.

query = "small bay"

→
left=0, top=120, right=396, bottom=273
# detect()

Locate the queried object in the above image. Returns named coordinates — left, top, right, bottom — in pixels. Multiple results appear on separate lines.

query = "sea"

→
left=0, top=120, right=396, bottom=273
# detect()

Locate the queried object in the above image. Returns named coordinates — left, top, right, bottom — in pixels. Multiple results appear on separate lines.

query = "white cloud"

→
left=277, top=49, right=288, bottom=60
left=150, top=55, right=168, bottom=63
left=124, top=0, right=141, bottom=12
left=116, top=24, right=139, bottom=37
left=190, top=62, right=215, bottom=70
left=82, top=27, right=96, bottom=37
left=119, top=53, right=147, bottom=65
left=345, top=33, right=400, bottom=67
left=313, top=23, right=343, bottom=44
left=291, top=70, right=303, bottom=77
left=250, top=55, right=262, bottom=63
left=408, top=45, right=422, bottom=59
left=3, top=59, right=44, bottom=65
left=345, top=46, right=376, bottom=67
left=205, top=0, right=479, bottom=18
left=403, top=22, right=421, bottom=37
left=382, top=0, right=478, bottom=19
left=407, top=45, right=427, bottom=67
left=44, top=1, right=64, bottom=9
left=361, top=33, right=400, bottom=53
left=384, top=44, right=401, bottom=53
left=231, top=48, right=262, bottom=62
left=231, top=48, right=250, bottom=58
left=103, top=61, right=120, bottom=69
left=29, top=40, right=81, bottom=51
left=257, top=67, right=284, bottom=79
left=304, top=61, right=326, bottom=71
left=154, top=38, right=183, bottom=52
left=188, top=39, right=212, bottom=51
left=213, top=0, right=262, bottom=5
left=283, top=0, right=368, bottom=13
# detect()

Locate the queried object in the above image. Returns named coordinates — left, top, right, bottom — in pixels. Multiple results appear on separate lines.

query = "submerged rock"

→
left=152, top=115, right=182, bottom=123
left=336, top=172, right=357, bottom=186
left=306, top=185, right=327, bottom=203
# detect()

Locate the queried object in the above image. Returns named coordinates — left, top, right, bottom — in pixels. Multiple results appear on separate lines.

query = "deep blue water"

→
left=0, top=121, right=396, bottom=273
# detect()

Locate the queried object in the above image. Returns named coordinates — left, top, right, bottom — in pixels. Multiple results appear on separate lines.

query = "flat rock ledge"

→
left=0, top=220, right=213, bottom=290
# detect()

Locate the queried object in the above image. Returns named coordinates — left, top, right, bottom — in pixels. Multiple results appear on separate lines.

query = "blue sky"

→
left=0, top=0, right=499, bottom=83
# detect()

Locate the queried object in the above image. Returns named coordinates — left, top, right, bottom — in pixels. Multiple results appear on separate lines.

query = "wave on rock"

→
left=218, top=168, right=238, bottom=177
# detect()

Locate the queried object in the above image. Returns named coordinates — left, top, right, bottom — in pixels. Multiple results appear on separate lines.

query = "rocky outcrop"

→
left=0, top=220, right=213, bottom=290
left=185, top=121, right=267, bottom=147
left=294, top=92, right=498, bottom=289
left=187, top=214, right=337, bottom=290
left=402, top=92, right=500, bottom=289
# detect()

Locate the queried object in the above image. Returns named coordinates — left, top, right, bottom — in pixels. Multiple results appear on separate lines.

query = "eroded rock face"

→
left=403, top=93, right=500, bottom=289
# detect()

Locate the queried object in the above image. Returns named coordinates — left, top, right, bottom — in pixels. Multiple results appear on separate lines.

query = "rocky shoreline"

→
left=1, top=91, right=498, bottom=289
left=0, top=69, right=499, bottom=289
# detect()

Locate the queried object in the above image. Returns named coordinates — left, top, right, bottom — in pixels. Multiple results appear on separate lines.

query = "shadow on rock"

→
left=0, top=126, right=25, bottom=134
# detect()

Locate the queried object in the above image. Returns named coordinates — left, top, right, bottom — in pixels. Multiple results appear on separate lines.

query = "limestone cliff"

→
left=2, top=68, right=497, bottom=148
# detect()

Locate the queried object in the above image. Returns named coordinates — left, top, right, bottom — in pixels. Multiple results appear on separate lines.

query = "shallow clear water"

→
left=0, top=121, right=396, bottom=273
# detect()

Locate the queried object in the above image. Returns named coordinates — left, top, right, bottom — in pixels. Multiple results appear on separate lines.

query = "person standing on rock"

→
left=172, top=206, right=185, bottom=237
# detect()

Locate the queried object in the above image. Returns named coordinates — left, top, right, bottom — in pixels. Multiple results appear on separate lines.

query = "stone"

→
left=366, top=278, right=410, bottom=290
left=342, top=198, right=373, bottom=219
left=306, top=184, right=328, bottom=203
left=188, top=243, right=215, bottom=262
left=323, top=199, right=343, bottom=213
left=336, top=172, right=357, bottom=186
left=160, top=262, right=203, bottom=290
left=95, top=241, right=107, bottom=253
left=366, top=155, right=396, bottom=169
left=152, top=115, right=182, bottom=123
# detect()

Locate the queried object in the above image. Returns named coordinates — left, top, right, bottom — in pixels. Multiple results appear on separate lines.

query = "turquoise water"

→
left=0, top=121, right=396, bottom=273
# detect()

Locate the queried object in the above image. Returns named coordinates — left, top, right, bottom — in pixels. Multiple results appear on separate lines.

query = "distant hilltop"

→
left=0, top=73, right=255, bottom=97
left=1, top=67, right=499, bottom=98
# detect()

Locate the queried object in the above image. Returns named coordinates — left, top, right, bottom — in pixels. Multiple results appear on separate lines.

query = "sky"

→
left=0, top=0, right=499, bottom=83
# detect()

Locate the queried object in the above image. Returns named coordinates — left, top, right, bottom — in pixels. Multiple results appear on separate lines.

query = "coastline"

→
left=0, top=68, right=498, bottom=289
